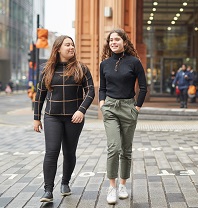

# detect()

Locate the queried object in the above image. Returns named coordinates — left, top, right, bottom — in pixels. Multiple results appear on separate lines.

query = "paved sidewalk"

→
left=0, top=93, right=198, bottom=207
left=1, top=117, right=198, bottom=208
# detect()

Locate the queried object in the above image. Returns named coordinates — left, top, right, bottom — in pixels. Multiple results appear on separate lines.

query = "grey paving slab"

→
left=0, top=198, right=13, bottom=207
left=169, top=202, right=188, bottom=208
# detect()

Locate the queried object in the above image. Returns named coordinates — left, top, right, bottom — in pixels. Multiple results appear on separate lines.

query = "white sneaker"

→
left=118, top=184, right=128, bottom=199
left=107, top=186, right=117, bottom=204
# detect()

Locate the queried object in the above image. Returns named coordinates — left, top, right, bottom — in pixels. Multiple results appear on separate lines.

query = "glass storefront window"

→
left=144, top=0, right=198, bottom=95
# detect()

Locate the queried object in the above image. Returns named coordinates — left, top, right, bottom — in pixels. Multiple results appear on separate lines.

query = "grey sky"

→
left=45, top=0, right=75, bottom=38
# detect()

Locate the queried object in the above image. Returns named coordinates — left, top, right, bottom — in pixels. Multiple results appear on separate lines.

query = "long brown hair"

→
left=101, top=28, right=139, bottom=61
left=43, top=35, right=85, bottom=91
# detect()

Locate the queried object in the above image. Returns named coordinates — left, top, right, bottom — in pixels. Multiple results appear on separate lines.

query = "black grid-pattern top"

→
left=34, top=62, right=95, bottom=120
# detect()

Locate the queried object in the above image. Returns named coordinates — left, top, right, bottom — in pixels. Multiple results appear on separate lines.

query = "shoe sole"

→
left=107, top=200, right=117, bottom=204
left=119, top=196, right=128, bottom=199
left=40, top=198, right=53, bottom=202
left=107, top=198, right=117, bottom=204
left=61, top=192, right=72, bottom=196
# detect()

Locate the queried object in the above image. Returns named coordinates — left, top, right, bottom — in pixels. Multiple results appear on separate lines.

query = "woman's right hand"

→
left=34, top=120, right=42, bottom=133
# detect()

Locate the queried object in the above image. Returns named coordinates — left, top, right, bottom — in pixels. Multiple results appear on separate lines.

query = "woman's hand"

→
left=100, top=100, right=105, bottom=108
left=135, top=106, right=140, bottom=112
left=34, top=120, right=43, bottom=133
left=72, top=111, right=84, bottom=123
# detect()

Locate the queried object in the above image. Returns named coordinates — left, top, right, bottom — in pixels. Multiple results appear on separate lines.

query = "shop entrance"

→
left=143, top=0, right=198, bottom=96
left=148, top=57, right=182, bottom=95
left=162, top=58, right=183, bottom=94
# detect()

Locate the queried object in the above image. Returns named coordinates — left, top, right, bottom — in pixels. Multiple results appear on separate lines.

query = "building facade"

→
left=75, top=0, right=198, bottom=100
left=0, top=0, right=33, bottom=88
left=0, top=0, right=45, bottom=90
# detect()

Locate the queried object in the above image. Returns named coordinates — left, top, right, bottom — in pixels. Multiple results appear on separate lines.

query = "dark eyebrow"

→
left=110, top=37, right=120, bottom=40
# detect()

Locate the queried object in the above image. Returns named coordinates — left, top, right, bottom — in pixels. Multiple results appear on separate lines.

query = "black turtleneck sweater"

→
left=34, top=62, right=95, bottom=120
left=99, top=52, right=147, bottom=107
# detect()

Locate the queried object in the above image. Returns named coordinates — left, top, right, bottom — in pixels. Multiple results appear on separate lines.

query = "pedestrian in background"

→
left=174, top=67, right=182, bottom=102
left=5, top=84, right=12, bottom=94
left=5, top=80, right=14, bottom=94
left=8, top=79, right=14, bottom=92
left=172, top=64, right=192, bottom=108
left=33, top=35, right=95, bottom=202
left=0, top=81, right=2, bottom=93
left=187, top=65, right=197, bottom=103
left=99, top=28, right=147, bottom=204
left=27, top=81, right=35, bottom=110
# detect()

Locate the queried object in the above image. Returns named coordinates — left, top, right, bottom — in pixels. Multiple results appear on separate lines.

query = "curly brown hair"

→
left=43, top=35, right=85, bottom=91
left=101, top=28, right=139, bottom=61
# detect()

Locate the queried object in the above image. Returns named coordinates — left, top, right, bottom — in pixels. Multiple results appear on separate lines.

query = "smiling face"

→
left=58, top=38, right=75, bottom=62
left=109, top=32, right=126, bottom=54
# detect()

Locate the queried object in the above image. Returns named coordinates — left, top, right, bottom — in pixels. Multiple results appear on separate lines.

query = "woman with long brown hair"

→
left=34, top=35, right=95, bottom=202
left=99, top=28, right=147, bottom=204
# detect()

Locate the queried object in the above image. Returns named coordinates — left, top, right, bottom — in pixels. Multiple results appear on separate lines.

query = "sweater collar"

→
left=56, top=62, right=67, bottom=67
left=112, top=51, right=125, bottom=60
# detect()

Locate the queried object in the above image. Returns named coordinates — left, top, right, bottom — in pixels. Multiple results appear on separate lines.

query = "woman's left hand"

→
left=72, top=111, right=84, bottom=123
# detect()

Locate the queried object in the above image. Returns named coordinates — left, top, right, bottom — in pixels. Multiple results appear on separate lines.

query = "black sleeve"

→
left=135, top=60, right=147, bottom=107
left=99, top=62, right=106, bottom=101
left=34, top=73, right=47, bottom=120
left=78, top=67, right=95, bottom=114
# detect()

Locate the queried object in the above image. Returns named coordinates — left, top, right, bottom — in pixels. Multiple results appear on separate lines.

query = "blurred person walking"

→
left=172, top=64, right=192, bottom=108
left=8, top=79, right=14, bottom=92
left=174, top=67, right=182, bottom=102
left=0, top=81, right=2, bottom=93
left=27, top=81, right=35, bottom=110
left=187, top=65, right=197, bottom=103
left=99, top=28, right=147, bottom=204
left=33, top=35, right=95, bottom=202
left=5, top=80, right=14, bottom=94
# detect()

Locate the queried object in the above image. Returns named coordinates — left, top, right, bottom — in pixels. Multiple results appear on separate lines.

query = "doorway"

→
left=162, top=58, right=183, bottom=94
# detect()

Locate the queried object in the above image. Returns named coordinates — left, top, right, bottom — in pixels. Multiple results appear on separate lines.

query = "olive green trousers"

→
left=101, top=96, right=138, bottom=179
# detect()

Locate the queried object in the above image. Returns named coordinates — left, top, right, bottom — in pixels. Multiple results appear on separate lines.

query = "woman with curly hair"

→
left=99, top=28, right=147, bottom=204
left=33, top=35, right=95, bottom=202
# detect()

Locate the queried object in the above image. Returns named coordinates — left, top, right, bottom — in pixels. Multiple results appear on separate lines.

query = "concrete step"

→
left=139, top=107, right=198, bottom=120
left=86, top=105, right=198, bottom=120
left=138, top=114, right=198, bottom=121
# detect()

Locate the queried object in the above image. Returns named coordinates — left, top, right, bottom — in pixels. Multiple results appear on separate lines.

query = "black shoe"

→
left=60, top=184, right=71, bottom=196
left=40, top=191, right=53, bottom=202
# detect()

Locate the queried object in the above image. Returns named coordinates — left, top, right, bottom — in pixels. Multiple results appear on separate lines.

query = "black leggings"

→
left=43, top=114, right=84, bottom=192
